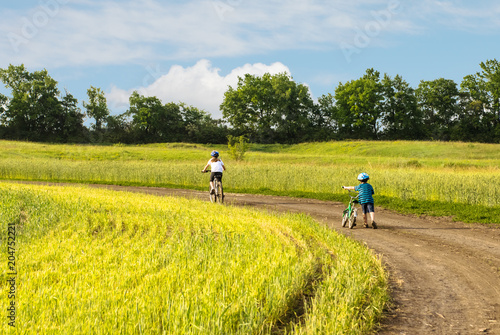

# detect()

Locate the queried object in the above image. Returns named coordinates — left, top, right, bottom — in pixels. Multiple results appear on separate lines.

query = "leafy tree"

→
left=180, top=104, right=214, bottom=142
left=459, top=75, right=490, bottom=142
left=83, top=86, right=109, bottom=133
left=269, top=73, right=314, bottom=143
left=221, top=73, right=314, bottom=143
left=0, top=93, right=9, bottom=137
left=476, top=59, right=500, bottom=124
left=103, top=114, right=131, bottom=143
left=460, top=59, right=500, bottom=142
left=59, top=90, right=87, bottom=142
left=221, top=73, right=275, bottom=142
left=311, top=93, right=339, bottom=140
left=0, top=93, right=7, bottom=118
left=334, top=69, right=383, bottom=139
left=180, top=103, right=229, bottom=144
left=126, top=91, right=184, bottom=142
left=416, top=78, right=459, bottom=140
left=0, top=93, right=7, bottom=111
left=0, top=64, right=85, bottom=142
left=0, top=64, right=58, bottom=140
left=380, top=74, right=423, bottom=139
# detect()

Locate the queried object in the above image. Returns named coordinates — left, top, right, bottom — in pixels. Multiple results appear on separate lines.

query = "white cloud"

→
left=106, top=59, right=291, bottom=119
left=1, top=0, right=497, bottom=71
left=0, top=0, right=418, bottom=68
left=405, top=0, right=500, bottom=31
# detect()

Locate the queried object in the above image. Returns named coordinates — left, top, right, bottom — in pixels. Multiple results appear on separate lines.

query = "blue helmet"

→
left=357, top=173, right=369, bottom=181
left=211, top=150, right=219, bottom=158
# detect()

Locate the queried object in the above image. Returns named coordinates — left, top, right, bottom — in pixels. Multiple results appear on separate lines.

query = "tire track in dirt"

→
left=14, top=182, right=500, bottom=334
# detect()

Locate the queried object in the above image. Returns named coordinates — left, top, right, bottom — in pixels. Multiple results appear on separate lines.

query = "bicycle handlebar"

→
left=341, top=188, right=359, bottom=198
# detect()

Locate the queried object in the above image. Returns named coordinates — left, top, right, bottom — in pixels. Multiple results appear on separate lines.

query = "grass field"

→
left=1, top=139, right=495, bottom=333
left=0, top=182, right=387, bottom=334
left=0, top=140, right=498, bottom=223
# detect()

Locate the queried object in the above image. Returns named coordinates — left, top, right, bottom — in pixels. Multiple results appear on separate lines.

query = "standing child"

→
left=343, top=173, right=377, bottom=229
left=202, top=150, right=226, bottom=194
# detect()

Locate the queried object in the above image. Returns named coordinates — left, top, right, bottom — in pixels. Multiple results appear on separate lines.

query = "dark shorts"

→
left=360, top=203, right=374, bottom=214
left=210, top=172, right=223, bottom=182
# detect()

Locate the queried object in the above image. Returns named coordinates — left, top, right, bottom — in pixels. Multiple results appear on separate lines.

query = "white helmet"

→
left=357, top=173, right=369, bottom=181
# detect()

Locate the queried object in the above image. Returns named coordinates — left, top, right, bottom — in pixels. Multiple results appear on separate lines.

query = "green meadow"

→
left=0, top=183, right=387, bottom=334
left=0, top=140, right=499, bottom=223
left=1, top=139, right=497, bottom=333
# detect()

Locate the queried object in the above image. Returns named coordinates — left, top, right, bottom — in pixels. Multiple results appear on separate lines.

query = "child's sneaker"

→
left=372, top=221, right=377, bottom=229
left=363, top=223, right=369, bottom=228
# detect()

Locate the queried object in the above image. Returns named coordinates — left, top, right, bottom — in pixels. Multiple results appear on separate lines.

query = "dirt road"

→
left=26, top=182, right=500, bottom=334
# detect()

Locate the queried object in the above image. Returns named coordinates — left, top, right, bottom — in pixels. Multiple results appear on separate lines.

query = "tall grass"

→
left=0, top=183, right=388, bottom=334
left=0, top=140, right=499, bottom=223
left=1, top=158, right=498, bottom=207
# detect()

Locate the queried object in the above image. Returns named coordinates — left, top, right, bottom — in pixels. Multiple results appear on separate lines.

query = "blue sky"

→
left=1, top=0, right=499, bottom=119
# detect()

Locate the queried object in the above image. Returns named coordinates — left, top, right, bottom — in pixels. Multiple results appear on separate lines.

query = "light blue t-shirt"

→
left=355, top=183, right=374, bottom=204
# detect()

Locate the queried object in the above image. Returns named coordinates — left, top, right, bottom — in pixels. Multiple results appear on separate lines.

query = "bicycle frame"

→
left=342, top=191, right=359, bottom=229
left=211, top=176, right=224, bottom=204
left=202, top=170, right=224, bottom=204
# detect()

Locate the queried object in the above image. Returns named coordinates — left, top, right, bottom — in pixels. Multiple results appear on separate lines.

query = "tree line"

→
left=1, top=60, right=499, bottom=144
left=222, top=60, right=500, bottom=143
left=0, top=65, right=229, bottom=144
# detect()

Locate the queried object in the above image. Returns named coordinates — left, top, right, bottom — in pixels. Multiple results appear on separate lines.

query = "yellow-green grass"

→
left=0, top=183, right=388, bottom=334
left=3, top=140, right=500, bottom=165
left=0, top=140, right=499, bottom=223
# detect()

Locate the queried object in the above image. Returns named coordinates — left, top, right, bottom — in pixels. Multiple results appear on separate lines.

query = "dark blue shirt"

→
left=355, top=183, right=374, bottom=204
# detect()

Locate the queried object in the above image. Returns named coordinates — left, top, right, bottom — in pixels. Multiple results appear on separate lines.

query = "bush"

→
left=227, top=135, right=249, bottom=161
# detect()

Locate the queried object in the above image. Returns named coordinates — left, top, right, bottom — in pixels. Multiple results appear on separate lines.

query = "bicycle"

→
left=341, top=188, right=358, bottom=229
left=202, top=170, right=224, bottom=204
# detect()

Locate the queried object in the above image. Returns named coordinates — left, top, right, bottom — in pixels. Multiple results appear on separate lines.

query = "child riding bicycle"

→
left=342, top=173, right=377, bottom=229
left=202, top=150, right=226, bottom=194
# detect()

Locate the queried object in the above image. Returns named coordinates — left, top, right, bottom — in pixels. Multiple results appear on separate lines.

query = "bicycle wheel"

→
left=348, top=210, right=357, bottom=229
left=341, top=210, right=349, bottom=227
left=216, top=180, right=224, bottom=204
left=209, top=182, right=216, bottom=203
